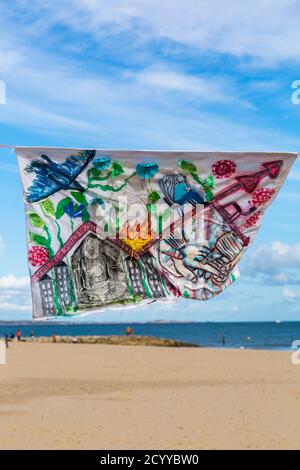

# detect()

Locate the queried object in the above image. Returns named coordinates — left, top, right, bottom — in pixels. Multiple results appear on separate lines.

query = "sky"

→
left=0, top=0, right=299, bottom=322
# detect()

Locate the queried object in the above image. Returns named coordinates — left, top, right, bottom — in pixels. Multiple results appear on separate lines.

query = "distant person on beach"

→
left=10, top=333, right=15, bottom=340
left=126, top=326, right=133, bottom=336
left=221, top=335, right=226, bottom=347
left=30, top=331, right=34, bottom=341
left=4, top=334, right=9, bottom=349
left=52, top=334, right=57, bottom=343
left=16, top=330, right=21, bottom=342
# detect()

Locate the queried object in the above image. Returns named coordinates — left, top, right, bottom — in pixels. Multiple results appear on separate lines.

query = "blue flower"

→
left=63, top=201, right=85, bottom=219
left=93, top=155, right=111, bottom=171
left=136, top=161, right=159, bottom=179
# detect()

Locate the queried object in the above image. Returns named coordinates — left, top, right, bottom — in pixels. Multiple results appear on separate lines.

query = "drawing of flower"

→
left=93, top=155, right=111, bottom=171
left=63, top=200, right=86, bottom=219
left=243, top=211, right=262, bottom=229
left=28, top=246, right=49, bottom=267
left=136, top=161, right=159, bottom=179
left=252, top=188, right=275, bottom=206
left=212, top=160, right=236, bottom=179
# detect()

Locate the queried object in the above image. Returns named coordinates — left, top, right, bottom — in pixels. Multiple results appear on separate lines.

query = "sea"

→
left=0, top=321, right=300, bottom=350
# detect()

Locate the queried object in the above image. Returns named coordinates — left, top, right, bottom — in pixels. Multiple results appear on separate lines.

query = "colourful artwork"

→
left=15, top=147, right=297, bottom=319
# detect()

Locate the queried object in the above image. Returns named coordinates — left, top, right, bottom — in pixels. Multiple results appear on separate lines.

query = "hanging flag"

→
left=15, top=147, right=297, bottom=319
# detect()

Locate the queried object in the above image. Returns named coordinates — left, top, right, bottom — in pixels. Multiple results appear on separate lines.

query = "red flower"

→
left=28, top=246, right=49, bottom=267
left=212, top=159, right=236, bottom=179
left=243, top=211, right=262, bottom=229
left=252, top=188, right=275, bottom=207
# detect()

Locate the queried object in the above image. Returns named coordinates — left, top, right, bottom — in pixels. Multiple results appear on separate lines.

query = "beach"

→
left=0, top=342, right=300, bottom=450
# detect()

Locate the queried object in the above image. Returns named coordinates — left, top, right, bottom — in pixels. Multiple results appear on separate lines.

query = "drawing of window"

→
left=53, top=261, right=71, bottom=309
left=127, top=259, right=144, bottom=296
left=142, top=253, right=165, bottom=298
left=39, top=274, right=56, bottom=316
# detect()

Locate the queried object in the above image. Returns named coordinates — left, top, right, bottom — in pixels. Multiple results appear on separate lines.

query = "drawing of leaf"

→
left=55, top=197, right=72, bottom=219
left=71, top=191, right=86, bottom=204
left=29, top=212, right=45, bottom=228
left=162, top=207, right=171, bottom=221
left=40, top=199, right=55, bottom=218
left=29, top=232, right=49, bottom=248
left=82, top=209, right=90, bottom=223
left=178, top=160, right=197, bottom=174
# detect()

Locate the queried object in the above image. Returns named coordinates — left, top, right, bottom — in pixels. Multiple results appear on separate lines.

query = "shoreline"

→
left=1, top=322, right=298, bottom=351
left=19, top=335, right=198, bottom=348
left=2, top=335, right=294, bottom=351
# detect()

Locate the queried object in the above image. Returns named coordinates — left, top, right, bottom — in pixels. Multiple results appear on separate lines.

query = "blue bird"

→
left=159, top=174, right=205, bottom=206
left=26, top=150, right=96, bottom=203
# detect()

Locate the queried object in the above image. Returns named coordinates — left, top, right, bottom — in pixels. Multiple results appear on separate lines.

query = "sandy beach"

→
left=0, top=342, right=300, bottom=450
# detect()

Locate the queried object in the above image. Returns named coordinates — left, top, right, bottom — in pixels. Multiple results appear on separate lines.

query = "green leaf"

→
left=89, top=167, right=101, bottom=178
left=55, top=197, right=72, bottom=219
left=40, top=199, right=55, bottom=218
left=204, top=175, right=216, bottom=189
left=71, top=191, right=86, bottom=204
left=162, top=207, right=171, bottom=221
left=82, top=209, right=90, bottom=223
left=112, top=161, right=125, bottom=179
left=146, top=203, right=157, bottom=214
left=205, top=189, right=214, bottom=202
left=29, top=212, right=45, bottom=228
left=178, top=160, right=197, bottom=174
left=148, top=191, right=160, bottom=204
left=29, top=232, right=49, bottom=247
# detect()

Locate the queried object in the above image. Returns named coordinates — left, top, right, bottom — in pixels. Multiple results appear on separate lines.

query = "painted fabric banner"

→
left=15, top=147, right=297, bottom=319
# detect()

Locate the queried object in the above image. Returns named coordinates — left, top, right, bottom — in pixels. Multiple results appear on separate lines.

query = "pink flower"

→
left=252, top=188, right=275, bottom=207
left=212, top=159, right=236, bottom=179
left=243, top=211, right=262, bottom=229
left=28, top=246, right=49, bottom=267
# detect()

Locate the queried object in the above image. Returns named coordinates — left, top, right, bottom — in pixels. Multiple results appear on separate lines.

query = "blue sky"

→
left=0, top=0, right=299, bottom=322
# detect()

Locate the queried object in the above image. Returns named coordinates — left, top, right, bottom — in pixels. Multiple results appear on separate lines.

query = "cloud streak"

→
left=8, top=0, right=300, bottom=63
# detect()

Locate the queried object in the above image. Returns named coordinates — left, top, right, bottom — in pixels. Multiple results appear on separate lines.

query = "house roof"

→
left=31, top=220, right=159, bottom=282
left=32, top=221, right=98, bottom=282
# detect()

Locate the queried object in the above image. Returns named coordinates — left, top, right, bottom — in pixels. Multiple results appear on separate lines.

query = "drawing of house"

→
left=33, top=222, right=168, bottom=317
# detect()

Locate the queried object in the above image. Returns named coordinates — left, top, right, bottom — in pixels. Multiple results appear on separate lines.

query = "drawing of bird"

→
left=159, top=174, right=205, bottom=206
left=26, top=150, right=96, bottom=203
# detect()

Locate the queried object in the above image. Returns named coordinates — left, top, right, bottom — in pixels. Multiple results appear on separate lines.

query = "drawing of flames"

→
left=119, top=217, right=156, bottom=252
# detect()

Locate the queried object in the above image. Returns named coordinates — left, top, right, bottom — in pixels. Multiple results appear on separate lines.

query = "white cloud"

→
left=0, top=275, right=30, bottom=289
left=132, top=66, right=233, bottom=103
left=249, top=241, right=300, bottom=274
left=0, top=275, right=31, bottom=314
left=283, top=287, right=300, bottom=301
left=0, top=302, right=31, bottom=312
left=9, top=0, right=300, bottom=63
left=0, top=2, right=299, bottom=151
left=248, top=242, right=300, bottom=287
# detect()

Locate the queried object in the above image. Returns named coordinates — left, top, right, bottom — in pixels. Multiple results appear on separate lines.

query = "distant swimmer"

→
left=126, top=326, right=133, bottom=336
left=221, top=335, right=226, bottom=347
